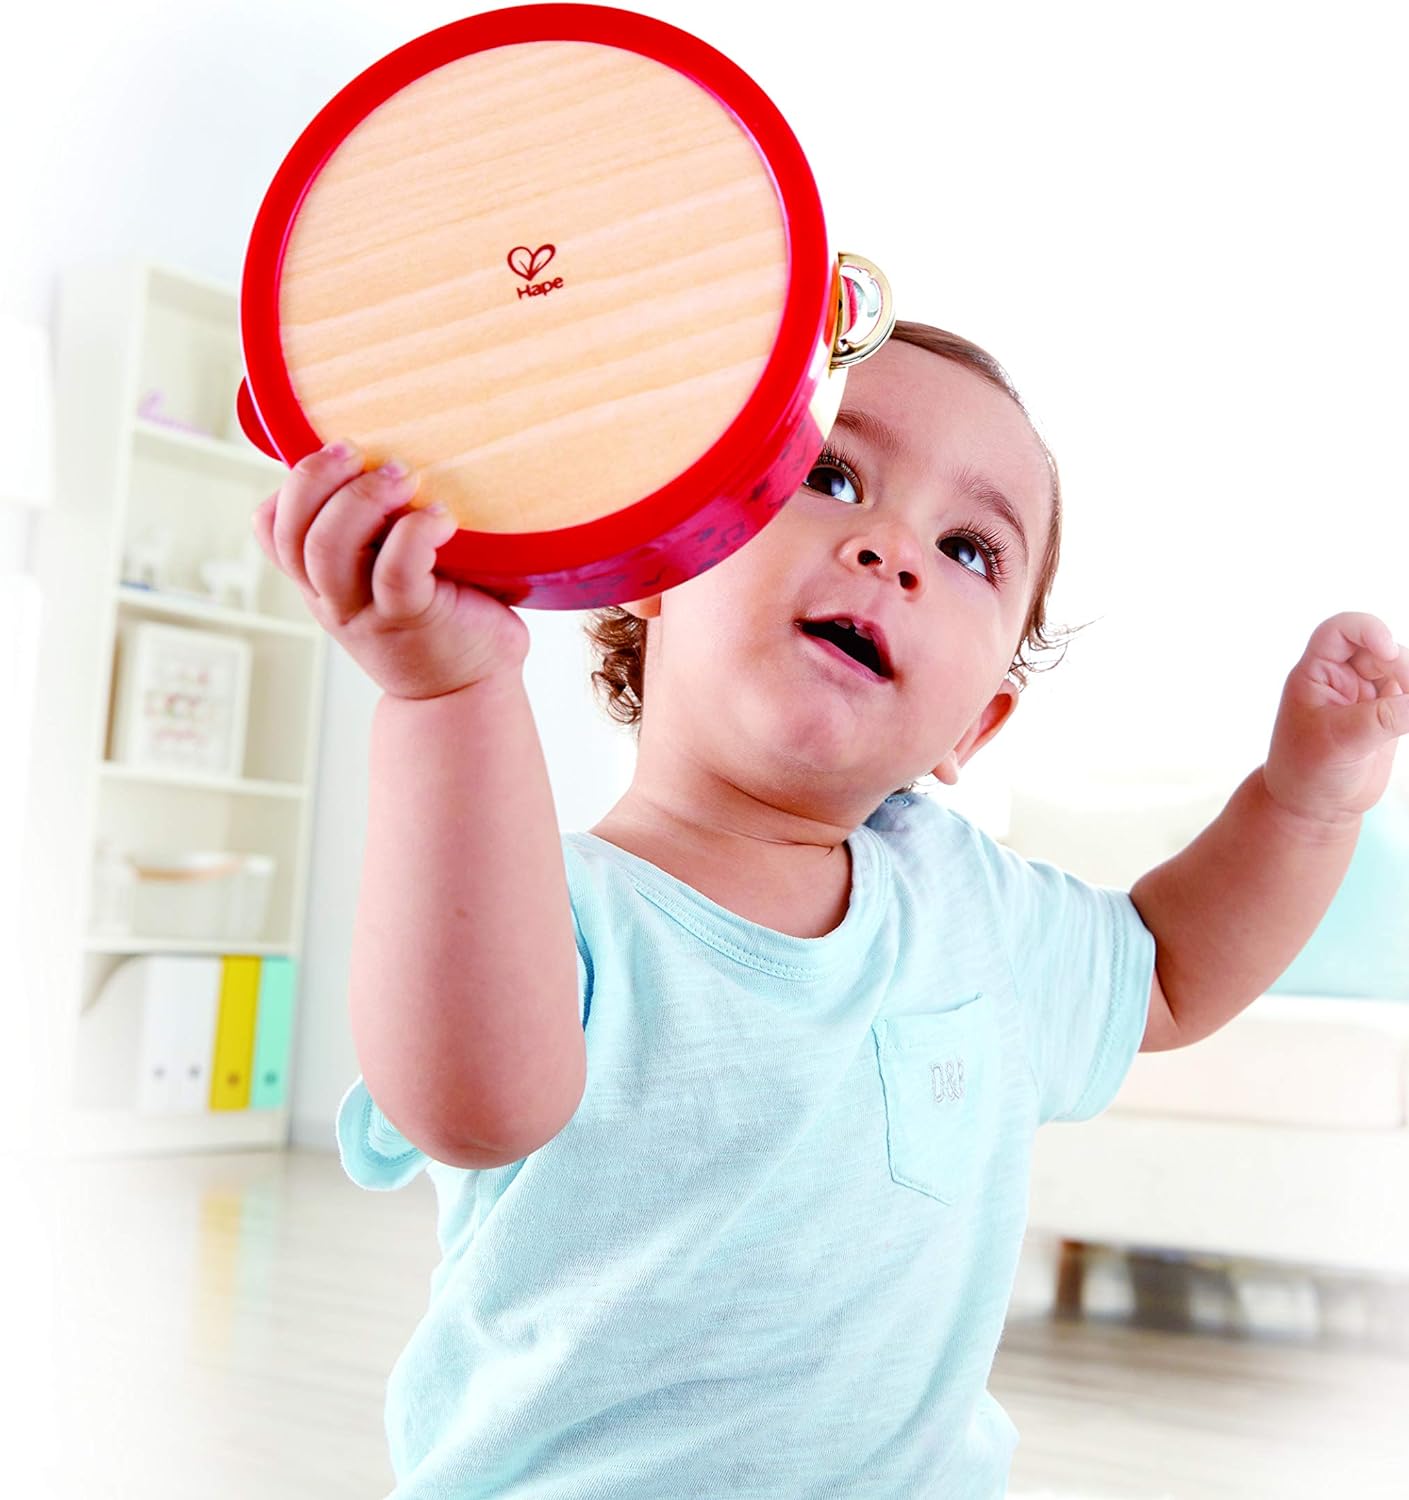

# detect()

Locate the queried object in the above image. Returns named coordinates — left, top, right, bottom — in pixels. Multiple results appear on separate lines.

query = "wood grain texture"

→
left=25, top=1147, right=1409, bottom=1498
left=279, top=42, right=789, bottom=532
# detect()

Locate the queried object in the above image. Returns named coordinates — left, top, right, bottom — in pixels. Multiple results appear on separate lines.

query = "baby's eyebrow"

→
left=951, top=465, right=1031, bottom=573
left=831, top=405, right=907, bottom=462
left=830, top=407, right=1031, bottom=572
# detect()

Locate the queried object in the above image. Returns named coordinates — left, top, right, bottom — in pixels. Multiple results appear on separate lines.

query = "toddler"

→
left=253, top=320, right=1404, bottom=1498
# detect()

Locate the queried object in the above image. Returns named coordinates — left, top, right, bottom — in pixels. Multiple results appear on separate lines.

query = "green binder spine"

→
left=250, top=957, right=296, bottom=1110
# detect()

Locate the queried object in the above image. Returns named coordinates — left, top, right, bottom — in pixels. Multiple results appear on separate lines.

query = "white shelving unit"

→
left=24, top=257, right=327, bottom=1157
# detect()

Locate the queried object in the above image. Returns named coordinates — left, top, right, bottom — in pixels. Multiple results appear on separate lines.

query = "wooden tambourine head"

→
left=238, top=4, right=895, bottom=608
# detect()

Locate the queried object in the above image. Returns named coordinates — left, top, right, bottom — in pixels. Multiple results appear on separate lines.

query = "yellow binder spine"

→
left=209, top=956, right=261, bottom=1111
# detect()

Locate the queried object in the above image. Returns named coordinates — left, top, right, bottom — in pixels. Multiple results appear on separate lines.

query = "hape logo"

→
left=507, top=243, right=564, bottom=301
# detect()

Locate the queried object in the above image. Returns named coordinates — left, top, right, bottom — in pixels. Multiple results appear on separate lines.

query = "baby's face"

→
left=629, top=340, right=1054, bottom=814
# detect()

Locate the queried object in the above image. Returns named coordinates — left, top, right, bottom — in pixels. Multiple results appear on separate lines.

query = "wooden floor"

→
left=13, top=1146, right=1409, bottom=1499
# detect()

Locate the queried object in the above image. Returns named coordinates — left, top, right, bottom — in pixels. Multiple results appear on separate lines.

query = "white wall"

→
left=8, top=0, right=1405, bottom=1144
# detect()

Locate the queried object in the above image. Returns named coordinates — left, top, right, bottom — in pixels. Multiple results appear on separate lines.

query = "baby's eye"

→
left=939, top=535, right=990, bottom=580
left=804, top=458, right=860, bottom=505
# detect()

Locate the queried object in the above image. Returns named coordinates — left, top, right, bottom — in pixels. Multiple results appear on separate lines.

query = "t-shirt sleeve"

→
left=974, top=832, right=1157, bottom=1126
left=335, top=1078, right=431, bottom=1191
left=565, top=838, right=594, bottom=1031
left=574, top=908, right=593, bottom=1030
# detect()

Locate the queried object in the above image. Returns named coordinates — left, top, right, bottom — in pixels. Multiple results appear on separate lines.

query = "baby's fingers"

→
left=251, top=493, right=277, bottom=564
left=370, top=506, right=460, bottom=623
left=251, top=492, right=316, bottom=609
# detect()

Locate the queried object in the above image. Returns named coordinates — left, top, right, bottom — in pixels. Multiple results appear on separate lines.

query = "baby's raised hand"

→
left=1262, top=611, right=1407, bottom=829
left=252, top=441, right=530, bottom=700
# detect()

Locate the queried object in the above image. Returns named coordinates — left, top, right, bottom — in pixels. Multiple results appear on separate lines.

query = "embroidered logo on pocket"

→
left=931, top=1056, right=965, bottom=1104
left=873, top=998, right=988, bottom=1205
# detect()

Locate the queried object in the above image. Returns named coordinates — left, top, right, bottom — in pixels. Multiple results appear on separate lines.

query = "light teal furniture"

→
left=1270, top=793, right=1409, bottom=1002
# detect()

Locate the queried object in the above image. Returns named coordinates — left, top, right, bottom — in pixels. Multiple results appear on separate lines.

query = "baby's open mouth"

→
left=796, top=619, right=892, bottom=681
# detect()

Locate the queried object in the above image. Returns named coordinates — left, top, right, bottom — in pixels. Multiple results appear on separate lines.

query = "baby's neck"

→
left=586, top=804, right=855, bottom=939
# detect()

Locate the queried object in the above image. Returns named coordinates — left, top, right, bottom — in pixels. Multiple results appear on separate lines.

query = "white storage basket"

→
left=130, top=851, right=275, bottom=942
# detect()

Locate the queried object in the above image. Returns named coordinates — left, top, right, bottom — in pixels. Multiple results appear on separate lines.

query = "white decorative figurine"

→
left=199, top=533, right=264, bottom=614
left=121, top=525, right=175, bottom=591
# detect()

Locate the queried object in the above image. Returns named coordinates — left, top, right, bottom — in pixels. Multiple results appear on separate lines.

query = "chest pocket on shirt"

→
left=872, top=994, right=999, bottom=1206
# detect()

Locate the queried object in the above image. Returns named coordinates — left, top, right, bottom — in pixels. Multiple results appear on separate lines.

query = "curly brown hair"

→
left=583, top=320, right=1086, bottom=796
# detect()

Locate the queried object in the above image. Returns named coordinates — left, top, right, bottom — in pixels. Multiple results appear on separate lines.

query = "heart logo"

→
left=507, top=244, right=556, bottom=280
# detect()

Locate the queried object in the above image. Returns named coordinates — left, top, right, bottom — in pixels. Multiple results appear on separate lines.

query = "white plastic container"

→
left=130, top=851, right=276, bottom=942
left=90, top=838, right=137, bottom=935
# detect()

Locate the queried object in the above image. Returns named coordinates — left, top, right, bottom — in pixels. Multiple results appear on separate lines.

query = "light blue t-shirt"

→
left=337, top=790, right=1156, bottom=1499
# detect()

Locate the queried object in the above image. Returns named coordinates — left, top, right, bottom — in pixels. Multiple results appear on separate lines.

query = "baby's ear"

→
left=619, top=595, right=662, bottom=621
left=932, top=679, right=1021, bottom=783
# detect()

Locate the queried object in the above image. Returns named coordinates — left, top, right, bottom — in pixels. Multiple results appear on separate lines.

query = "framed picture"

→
left=110, top=621, right=252, bottom=777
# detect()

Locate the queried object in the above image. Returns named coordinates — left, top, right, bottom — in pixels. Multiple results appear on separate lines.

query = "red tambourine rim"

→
left=239, top=3, right=831, bottom=573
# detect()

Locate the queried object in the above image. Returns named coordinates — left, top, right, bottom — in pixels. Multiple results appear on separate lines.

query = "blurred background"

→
left=1, top=1, right=1405, bottom=1496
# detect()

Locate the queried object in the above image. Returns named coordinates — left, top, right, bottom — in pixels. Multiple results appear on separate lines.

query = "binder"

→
left=167, top=958, right=223, bottom=1114
left=82, top=952, right=298, bottom=1116
left=209, top=956, right=261, bottom=1110
left=130, top=956, right=222, bottom=1114
left=249, top=957, right=296, bottom=1110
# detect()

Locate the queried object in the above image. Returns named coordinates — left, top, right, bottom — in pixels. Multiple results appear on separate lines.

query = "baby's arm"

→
left=352, top=673, right=586, bottom=1168
left=1129, top=765, right=1361, bottom=1048
left=253, top=443, right=586, bottom=1169
left=1130, top=614, right=1404, bottom=1050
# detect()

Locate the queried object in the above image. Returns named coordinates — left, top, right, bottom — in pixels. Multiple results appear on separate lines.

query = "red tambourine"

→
left=238, top=3, right=894, bottom=609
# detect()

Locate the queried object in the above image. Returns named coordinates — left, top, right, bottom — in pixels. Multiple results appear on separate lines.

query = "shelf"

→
left=33, top=256, right=327, bottom=1161
left=130, top=413, right=285, bottom=482
left=145, top=261, right=239, bottom=320
left=84, top=936, right=296, bottom=956
left=115, top=582, right=319, bottom=639
left=61, top=1103, right=289, bottom=1158
left=98, top=761, right=307, bottom=800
